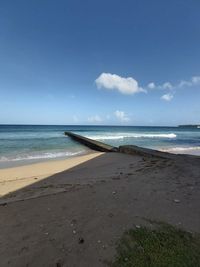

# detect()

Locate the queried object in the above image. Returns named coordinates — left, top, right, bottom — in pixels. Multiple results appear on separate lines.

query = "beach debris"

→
left=174, top=199, right=180, bottom=203
left=73, top=230, right=76, bottom=234
left=112, top=191, right=117, bottom=195
left=78, top=237, right=84, bottom=244
left=135, top=225, right=141, bottom=229
left=97, top=240, right=101, bottom=243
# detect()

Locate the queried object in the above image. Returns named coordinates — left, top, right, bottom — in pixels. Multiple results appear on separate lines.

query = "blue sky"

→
left=0, top=0, right=200, bottom=126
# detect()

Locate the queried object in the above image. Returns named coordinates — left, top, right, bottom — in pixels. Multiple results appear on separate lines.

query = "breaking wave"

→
left=87, top=133, right=177, bottom=140
left=0, top=150, right=85, bottom=162
left=161, top=146, right=200, bottom=152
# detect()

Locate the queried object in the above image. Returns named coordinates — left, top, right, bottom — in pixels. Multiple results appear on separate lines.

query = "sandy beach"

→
left=0, top=152, right=103, bottom=198
left=0, top=150, right=200, bottom=266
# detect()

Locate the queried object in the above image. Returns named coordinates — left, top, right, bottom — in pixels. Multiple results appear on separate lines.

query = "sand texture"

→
left=0, top=152, right=200, bottom=266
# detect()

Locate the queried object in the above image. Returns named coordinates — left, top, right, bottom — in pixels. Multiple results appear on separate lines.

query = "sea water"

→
left=0, top=125, right=200, bottom=168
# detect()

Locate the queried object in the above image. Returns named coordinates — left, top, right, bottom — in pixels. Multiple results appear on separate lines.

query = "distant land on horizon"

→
left=178, top=124, right=200, bottom=128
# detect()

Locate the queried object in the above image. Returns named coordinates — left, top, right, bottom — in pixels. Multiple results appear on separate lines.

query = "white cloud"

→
left=147, top=82, right=156, bottom=89
left=177, top=80, right=192, bottom=88
left=114, top=110, right=130, bottom=122
left=148, top=75, right=200, bottom=91
left=95, top=73, right=200, bottom=103
left=87, top=115, right=102, bottom=123
left=162, top=82, right=173, bottom=90
left=161, top=93, right=174, bottom=101
left=148, top=82, right=173, bottom=90
left=177, top=76, right=200, bottom=88
left=95, top=73, right=145, bottom=95
left=191, top=76, right=200, bottom=84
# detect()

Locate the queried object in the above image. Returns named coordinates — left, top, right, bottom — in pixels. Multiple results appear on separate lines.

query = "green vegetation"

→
left=111, top=223, right=200, bottom=267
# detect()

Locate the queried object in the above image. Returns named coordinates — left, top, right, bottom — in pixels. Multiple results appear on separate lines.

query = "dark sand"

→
left=0, top=152, right=200, bottom=267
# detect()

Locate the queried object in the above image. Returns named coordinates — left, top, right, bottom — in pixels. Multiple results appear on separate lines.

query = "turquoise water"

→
left=0, top=125, right=200, bottom=168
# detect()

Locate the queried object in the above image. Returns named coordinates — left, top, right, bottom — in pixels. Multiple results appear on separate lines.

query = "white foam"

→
left=0, top=150, right=85, bottom=162
left=161, top=146, right=200, bottom=152
left=88, top=135, right=125, bottom=140
left=86, top=133, right=177, bottom=140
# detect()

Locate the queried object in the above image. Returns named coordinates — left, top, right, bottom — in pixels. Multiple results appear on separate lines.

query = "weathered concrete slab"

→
left=119, top=145, right=175, bottom=159
left=119, top=145, right=200, bottom=160
left=65, top=131, right=118, bottom=152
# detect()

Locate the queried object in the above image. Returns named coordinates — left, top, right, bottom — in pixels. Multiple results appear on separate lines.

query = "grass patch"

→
left=111, top=223, right=200, bottom=267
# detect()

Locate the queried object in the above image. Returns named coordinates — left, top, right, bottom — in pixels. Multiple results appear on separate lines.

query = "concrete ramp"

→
left=119, top=145, right=172, bottom=159
left=65, top=132, right=195, bottom=159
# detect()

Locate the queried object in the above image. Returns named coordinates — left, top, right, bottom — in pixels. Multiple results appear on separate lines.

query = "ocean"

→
left=0, top=125, right=200, bottom=168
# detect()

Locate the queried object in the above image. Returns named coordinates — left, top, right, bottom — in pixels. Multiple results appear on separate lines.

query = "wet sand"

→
left=0, top=151, right=200, bottom=266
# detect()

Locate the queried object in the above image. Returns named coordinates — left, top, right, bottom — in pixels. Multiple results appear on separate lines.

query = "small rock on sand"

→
left=78, top=237, right=84, bottom=244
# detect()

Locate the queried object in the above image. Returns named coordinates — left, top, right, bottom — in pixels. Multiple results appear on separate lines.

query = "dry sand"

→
left=0, top=152, right=103, bottom=198
left=0, top=151, right=200, bottom=267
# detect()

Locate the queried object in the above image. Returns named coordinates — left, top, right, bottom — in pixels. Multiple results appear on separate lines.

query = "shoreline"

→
left=0, top=149, right=93, bottom=169
left=1, top=142, right=200, bottom=172
left=1, top=145, right=200, bottom=170
left=0, top=151, right=103, bottom=198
